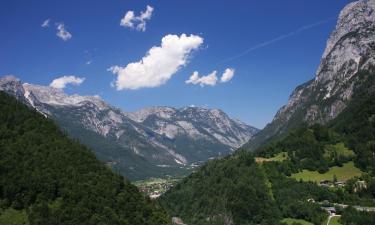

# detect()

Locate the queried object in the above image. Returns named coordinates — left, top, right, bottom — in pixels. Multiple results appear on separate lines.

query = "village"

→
left=134, top=177, right=181, bottom=199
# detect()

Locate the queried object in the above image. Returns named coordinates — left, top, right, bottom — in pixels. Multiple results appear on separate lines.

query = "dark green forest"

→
left=0, top=92, right=171, bottom=225
left=160, top=150, right=279, bottom=225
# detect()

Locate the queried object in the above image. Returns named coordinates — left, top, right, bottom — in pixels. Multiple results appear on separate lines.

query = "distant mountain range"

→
left=245, top=0, right=375, bottom=150
left=0, top=76, right=258, bottom=180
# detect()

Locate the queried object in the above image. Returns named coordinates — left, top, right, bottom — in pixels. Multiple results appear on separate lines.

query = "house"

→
left=319, top=180, right=333, bottom=188
left=322, top=207, right=336, bottom=215
left=334, top=181, right=346, bottom=187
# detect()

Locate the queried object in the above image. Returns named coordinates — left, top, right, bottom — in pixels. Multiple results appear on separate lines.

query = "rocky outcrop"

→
left=246, top=0, right=375, bottom=150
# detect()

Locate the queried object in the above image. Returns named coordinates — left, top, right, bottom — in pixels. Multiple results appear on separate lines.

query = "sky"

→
left=0, top=0, right=354, bottom=129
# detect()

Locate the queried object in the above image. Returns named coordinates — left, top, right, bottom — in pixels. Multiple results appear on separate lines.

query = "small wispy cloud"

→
left=50, top=75, right=85, bottom=89
left=220, top=68, right=235, bottom=83
left=86, top=60, right=92, bottom=65
left=56, top=23, right=72, bottom=41
left=120, top=5, right=154, bottom=31
left=186, top=71, right=218, bottom=87
left=186, top=68, right=235, bottom=87
left=41, top=19, right=50, bottom=28
left=220, top=17, right=335, bottom=63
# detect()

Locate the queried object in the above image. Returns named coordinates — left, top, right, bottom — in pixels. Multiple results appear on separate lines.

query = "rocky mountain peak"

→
left=245, top=0, right=375, bottom=150
left=317, top=0, right=375, bottom=84
left=128, top=106, right=177, bottom=122
left=22, top=83, right=108, bottom=110
left=0, top=75, right=25, bottom=100
left=283, top=0, right=375, bottom=116
left=321, top=0, right=375, bottom=60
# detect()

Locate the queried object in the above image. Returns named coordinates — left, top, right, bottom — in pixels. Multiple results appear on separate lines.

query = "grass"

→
left=291, top=162, right=362, bottom=183
left=255, top=152, right=288, bottom=163
left=329, top=216, right=343, bottom=225
left=323, top=216, right=343, bottom=225
left=281, top=218, right=314, bottom=225
left=324, top=143, right=355, bottom=158
left=0, top=208, right=29, bottom=225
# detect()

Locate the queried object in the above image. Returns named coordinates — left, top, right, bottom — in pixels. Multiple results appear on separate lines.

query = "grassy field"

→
left=323, top=216, right=343, bottom=225
left=0, top=208, right=29, bottom=225
left=255, top=152, right=288, bottom=163
left=329, top=216, right=343, bottom=225
left=281, top=218, right=314, bottom=225
left=291, top=162, right=362, bottom=182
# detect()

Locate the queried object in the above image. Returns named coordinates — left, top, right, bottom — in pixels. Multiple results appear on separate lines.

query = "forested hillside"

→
left=160, top=70, right=375, bottom=225
left=257, top=70, right=375, bottom=176
left=0, top=92, right=171, bottom=225
left=160, top=150, right=279, bottom=225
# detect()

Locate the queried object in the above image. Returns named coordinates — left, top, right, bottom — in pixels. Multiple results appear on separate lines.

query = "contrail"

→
left=219, top=17, right=336, bottom=64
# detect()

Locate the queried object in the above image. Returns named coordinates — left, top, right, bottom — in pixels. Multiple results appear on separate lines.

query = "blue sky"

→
left=0, top=0, right=353, bottom=128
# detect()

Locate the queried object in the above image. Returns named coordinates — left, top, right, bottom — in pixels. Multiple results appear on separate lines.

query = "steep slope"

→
left=245, top=0, right=375, bottom=150
left=160, top=151, right=279, bottom=225
left=22, top=83, right=187, bottom=165
left=128, top=106, right=258, bottom=162
left=161, top=69, right=375, bottom=225
left=0, top=91, right=171, bottom=225
left=0, top=76, right=257, bottom=180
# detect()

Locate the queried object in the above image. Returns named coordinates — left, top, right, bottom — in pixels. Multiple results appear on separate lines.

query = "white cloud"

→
left=220, top=68, right=235, bottom=82
left=50, top=76, right=85, bottom=89
left=109, top=33, right=203, bottom=90
left=120, top=5, right=154, bottom=31
left=56, top=23, right=72, bottom=41
left=41, top=19, right=50, bottom=28
left=86, top=60, right=92, bottom=65
left=121, top=11, right=135, bottom=28
left=185, top=71, right=218, bottom=87
left=186, top=68, right=235, bottom=87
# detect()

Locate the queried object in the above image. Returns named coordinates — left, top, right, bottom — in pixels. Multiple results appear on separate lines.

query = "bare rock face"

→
left=0, top=76, right=25, bottom=101
left=246, top=0, right=375, bottom=150
left=129, top=106, right=258, bottom=149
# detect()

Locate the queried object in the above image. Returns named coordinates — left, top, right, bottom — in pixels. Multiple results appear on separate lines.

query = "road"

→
left=333, top=203, right=375, bottom=212
left=317, top=200, right=375, bottom=212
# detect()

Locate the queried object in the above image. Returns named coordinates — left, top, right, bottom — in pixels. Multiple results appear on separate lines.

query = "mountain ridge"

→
left=0, top=75, right=258, bottom=180
left=245, top=0, right=375, bottom=151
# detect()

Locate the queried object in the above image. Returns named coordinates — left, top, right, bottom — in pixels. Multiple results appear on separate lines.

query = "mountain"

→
left=0, top=76, right=258, bottom=180
left=161, top=83, right=375, bottom=225
left=245, top=0, right=375, bottom=150
left=160, top=2, right=375, bottom=224
left=0, top=91, right=171, bottom=225
left=127, top=106, right=258, bottom=161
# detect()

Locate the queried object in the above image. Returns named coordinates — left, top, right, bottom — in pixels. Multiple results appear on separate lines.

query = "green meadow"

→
left=291, top=162, right=362, bottom=182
